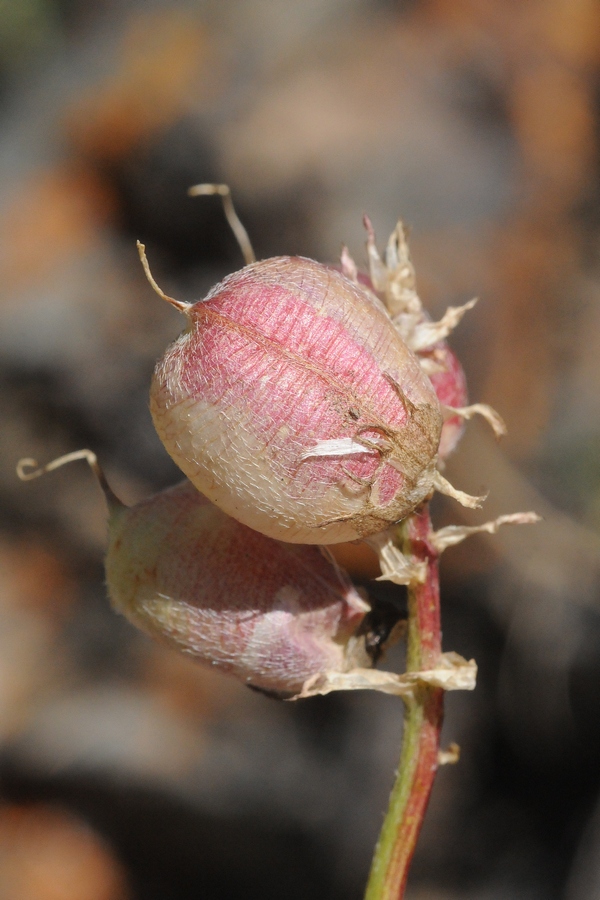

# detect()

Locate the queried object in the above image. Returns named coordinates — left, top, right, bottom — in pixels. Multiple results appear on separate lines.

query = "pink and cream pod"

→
left=106, top=479, right=374, bottom=696
left=150, top=256, right=443, bottom=545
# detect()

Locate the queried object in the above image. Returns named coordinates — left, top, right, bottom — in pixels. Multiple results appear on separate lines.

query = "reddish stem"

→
left=364, top=504, right=443, bottom=900
left=406, top=504, right=442, bottom=666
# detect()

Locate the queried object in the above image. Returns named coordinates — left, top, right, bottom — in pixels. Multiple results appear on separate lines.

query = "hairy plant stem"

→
left=364, top=503, right=443, bottom=900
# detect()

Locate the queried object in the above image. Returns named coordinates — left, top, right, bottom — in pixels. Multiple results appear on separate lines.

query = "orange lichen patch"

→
left=0, top=804, right=130, bottom=900
left=0, top=166, right=116, bottom=301
left=66, top=11, right=215, bottom=163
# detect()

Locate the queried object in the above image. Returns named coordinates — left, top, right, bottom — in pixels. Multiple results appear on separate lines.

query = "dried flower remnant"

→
left=342, top=216, right=507, bottom=457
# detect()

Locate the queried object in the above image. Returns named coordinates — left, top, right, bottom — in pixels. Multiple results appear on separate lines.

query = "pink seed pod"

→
left=17, top=452, right=375, bottom=697
left=106, top=479, right=375, bottom=695
left=145, top=252, right=443, bottom=545
left=142, top=189, right=499, bottom=546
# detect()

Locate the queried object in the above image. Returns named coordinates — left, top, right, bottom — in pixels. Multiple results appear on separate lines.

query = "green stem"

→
left=364, top=504, right=443, bottom=900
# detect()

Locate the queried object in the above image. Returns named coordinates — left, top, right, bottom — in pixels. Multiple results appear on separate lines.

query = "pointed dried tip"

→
left=432, top=469, right=487, bottom=509
left=385, top=220, right=410, bottom=271
left=188, top=182, right=256, bottom=266
left=443, top=402, right=507, bottom=440
left=410, top=297, right=479, bottom=353
left=340, top=245, right=358, bottom=282
left=366, top=531, right=427, bottom=586
left=137, top=242, right=191, bottom=313
left=393, top=219, right=410, bottom=252
left=362, top=213, right=376, bottom=241
left=438, top=743, right=461, bottom=766
left=17, top=449, right=125, bottom=514
left=430, top=511, right=541, bottom=553
left=362, top=214, right=388, bottom=293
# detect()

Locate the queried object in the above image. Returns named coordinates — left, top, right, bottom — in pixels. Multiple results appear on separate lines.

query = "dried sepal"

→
left=364, top=213, right=389, bottom=293
left=340, top=244, right=359, bottom=283
left=438, top=743, right=461, bottom=766
left=442, top=402, right=507, bottom=440
left=365, top=218, right=422, bottom=324
left=431, top=469, right=487, bottom=509
left=408, top=298, right=478, bottom=353
left=188, top=183, right=256, bottom=266
left=362, top=217, right=477, bottom=352
left=137, top=242, right=191, bottom=313
left=359, top=218, right=492, bottom=472
left=430, top=511, right=541, bottom=553
left=17, top=449, right=121, bottom=511
left=418, top=356, right=446, bottom=376
left=367, top=530, right=427, bottom=586
left=294, top=651, right=477, bottom=699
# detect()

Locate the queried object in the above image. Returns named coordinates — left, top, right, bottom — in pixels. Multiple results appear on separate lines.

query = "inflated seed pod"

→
left=107, top=478, right=375, bottom=694
left=18, top=453, right=374, bottom=696
left=146, top=253, right=443, bottom=545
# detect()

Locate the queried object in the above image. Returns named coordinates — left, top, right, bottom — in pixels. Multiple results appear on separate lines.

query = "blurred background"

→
left=1, top=0, right=600, bottom=897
